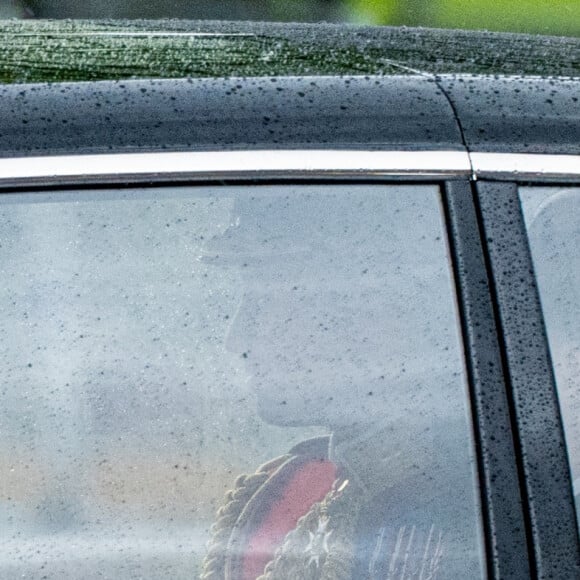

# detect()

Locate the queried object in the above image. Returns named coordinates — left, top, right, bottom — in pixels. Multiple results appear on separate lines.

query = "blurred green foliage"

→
left=346, top=0, right=579, bottom=36
left=10, top=0, right=580, bottom=37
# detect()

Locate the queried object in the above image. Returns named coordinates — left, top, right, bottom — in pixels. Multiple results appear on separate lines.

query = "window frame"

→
left=475, top=179, right=580, bottom=578
left=0, top=157, right=549, bottom=578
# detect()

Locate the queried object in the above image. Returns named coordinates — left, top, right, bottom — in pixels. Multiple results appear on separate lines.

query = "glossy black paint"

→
left=440, top=76, right=580, bottom=155
left=476, top=181, right=580, bottom=578
left=0, top=76, right=463, bottom=158
left=1, top=21, right=579, bottom=83
left=443, top=181, right=531, bottom=579
left=1, top=74, right=579, bottom=159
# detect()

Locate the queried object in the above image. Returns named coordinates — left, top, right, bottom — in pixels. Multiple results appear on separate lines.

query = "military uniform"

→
left=200, top=435, right=479, bottom=580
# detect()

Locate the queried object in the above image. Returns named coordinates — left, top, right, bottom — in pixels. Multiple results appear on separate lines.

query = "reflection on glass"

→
left=520, top=186, right=580, bottom=533
left=0, top=185, right=485, bottom=578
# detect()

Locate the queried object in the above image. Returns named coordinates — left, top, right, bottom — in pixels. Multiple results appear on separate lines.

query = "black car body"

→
left=0, top=21, right=579, bottom=579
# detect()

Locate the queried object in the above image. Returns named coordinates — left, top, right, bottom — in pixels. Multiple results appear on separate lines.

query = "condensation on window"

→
left=0, top=185, right=486, bottom=579
left=520, top=186, right=580, bottom=532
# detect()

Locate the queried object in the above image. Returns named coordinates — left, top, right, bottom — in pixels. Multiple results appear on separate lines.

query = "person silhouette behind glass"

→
left=200, top=187, right=484, bottom=580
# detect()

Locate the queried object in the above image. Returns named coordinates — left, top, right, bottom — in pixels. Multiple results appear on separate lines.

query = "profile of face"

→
left=206, top=187, right=462, bottom=429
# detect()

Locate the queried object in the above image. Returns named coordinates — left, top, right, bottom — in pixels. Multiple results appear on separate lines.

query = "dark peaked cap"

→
left=200, top=189, right=402, bottom=275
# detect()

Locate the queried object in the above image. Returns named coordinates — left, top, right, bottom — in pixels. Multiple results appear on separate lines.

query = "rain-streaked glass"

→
left=520, top=186, right=580, bottom=533
left=0, top=185, right=486, bottom=578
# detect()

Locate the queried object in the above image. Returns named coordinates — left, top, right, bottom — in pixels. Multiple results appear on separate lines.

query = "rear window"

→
left=520, top=186, right=580, bottom=534
left=0, top=184, right=486, bottom=578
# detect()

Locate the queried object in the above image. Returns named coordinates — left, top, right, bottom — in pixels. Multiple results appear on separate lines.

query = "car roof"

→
left=0, top=22, right=578, bottom=163
left=0, top=74, right=578, bottom=161
left=1, top=20, right=579, bottom=83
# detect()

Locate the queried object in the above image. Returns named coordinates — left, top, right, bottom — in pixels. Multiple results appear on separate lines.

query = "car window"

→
left=520, top=186, right=580, bottom=533
left=0, top=184, right=486, bottom=579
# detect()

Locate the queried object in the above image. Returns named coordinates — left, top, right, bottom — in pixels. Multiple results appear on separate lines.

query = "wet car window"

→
left=0, top=184, right=486, bottom=579
left=520, top=186, right=580, bottom=534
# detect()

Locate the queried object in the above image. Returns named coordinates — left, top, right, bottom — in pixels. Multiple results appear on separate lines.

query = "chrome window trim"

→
left=0, top=150, right=579, bottom=185
left=0, top=150, right=471, bottom=184
left=471, top=153, right=580, bottom=180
